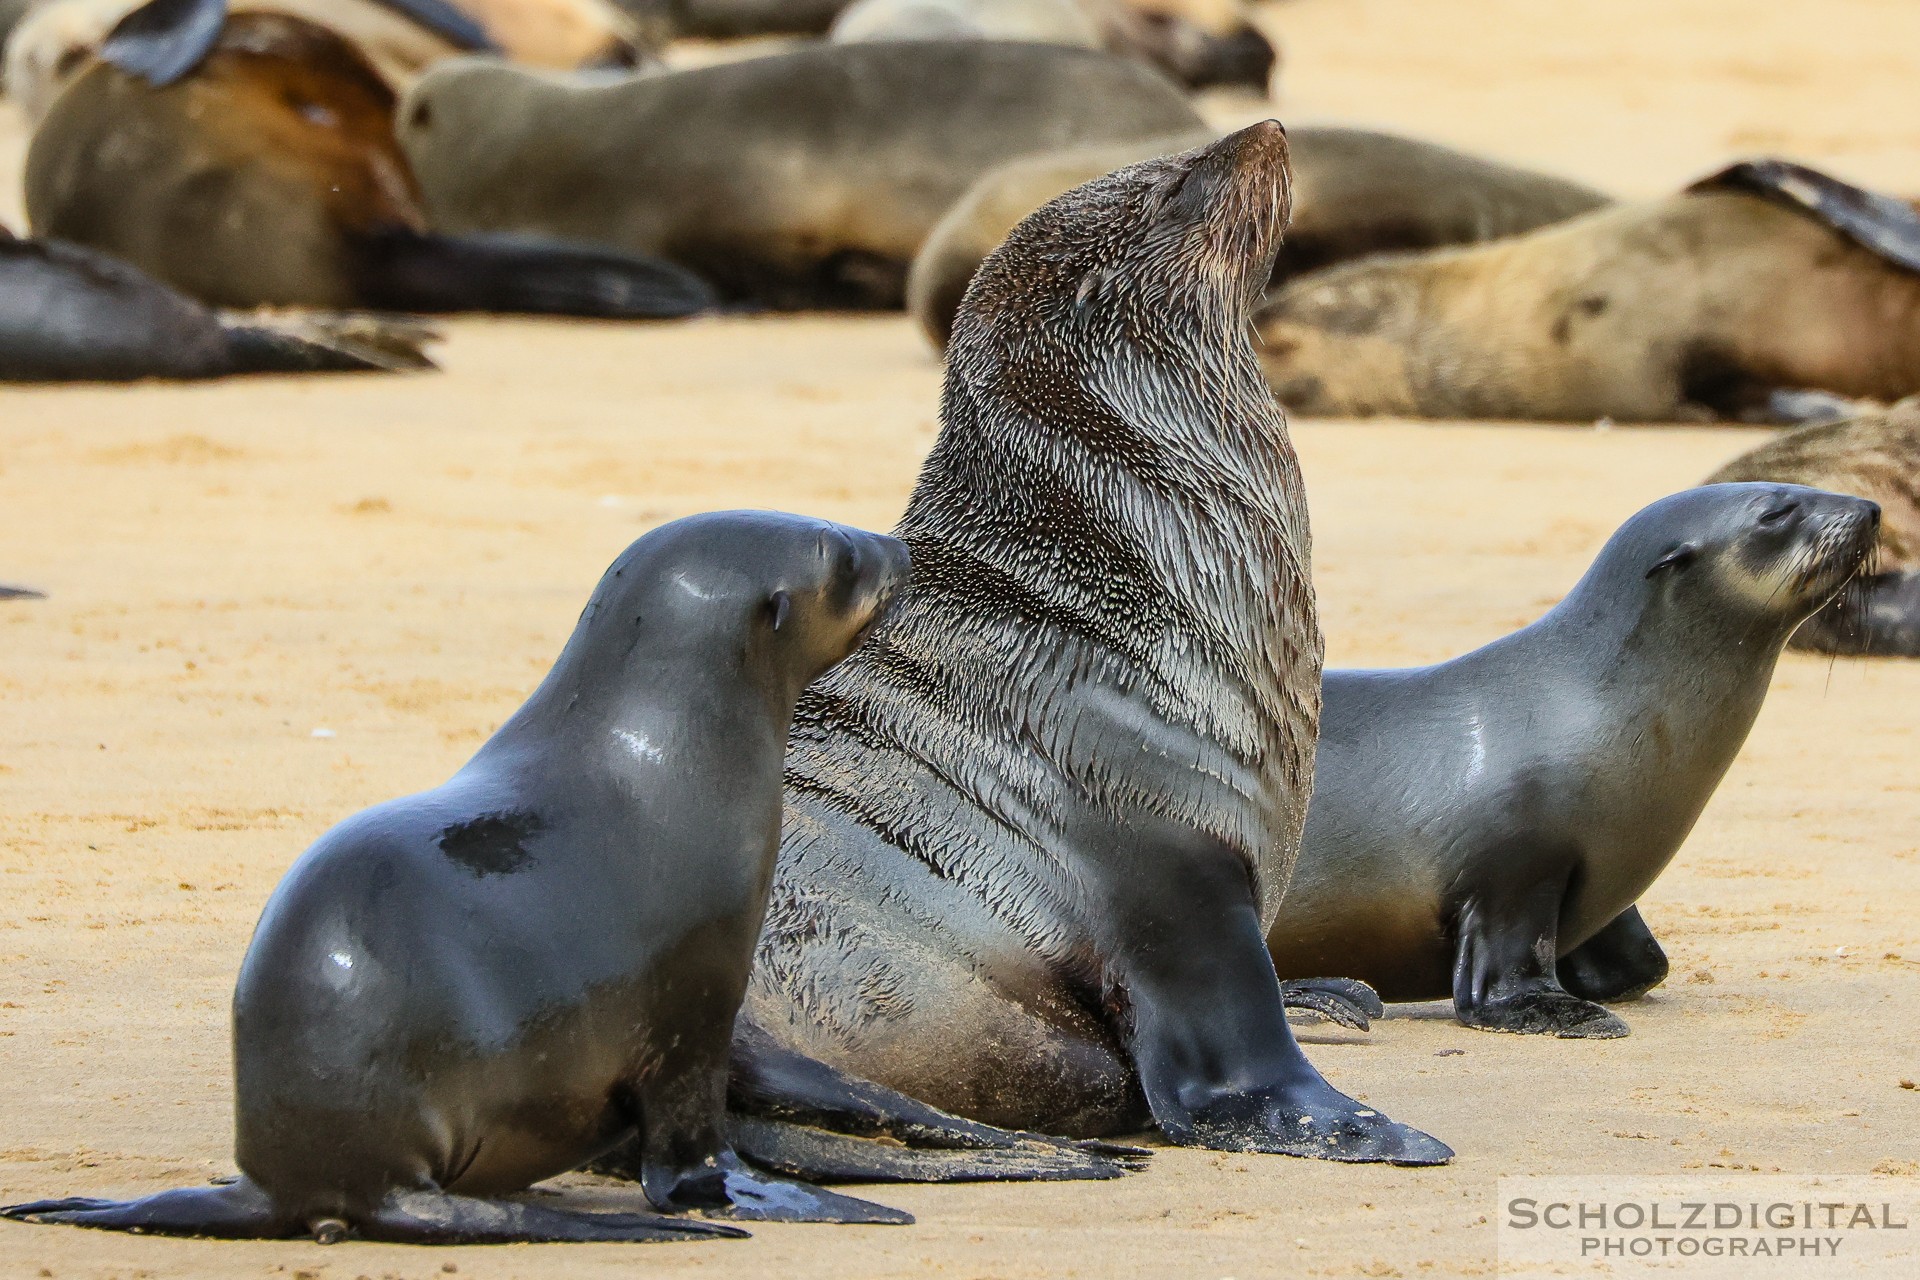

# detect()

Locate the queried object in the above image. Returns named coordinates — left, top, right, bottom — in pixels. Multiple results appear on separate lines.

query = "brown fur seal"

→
left=1708, top=396, right=1920, bottom=655
left=0, top=512, right=928, bottom=1242
left=1269, top=485, right=1879, bottom=1036
left=1256, top=159, right=1920, bottom=423
left=24, top=0, right=713, bottom=316
left=828, top=0, right=1275, bottom=93
left=2, top=226, right=437, bottom=379
left=395, top=41, right=1205, bottom=309
left=908, top=125, right=1611, bottom=348
left=734, top=123, right=1450, bottom=1164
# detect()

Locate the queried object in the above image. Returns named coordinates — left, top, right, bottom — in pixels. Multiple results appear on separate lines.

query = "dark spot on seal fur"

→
left=438, top=811, right=544, bottom=876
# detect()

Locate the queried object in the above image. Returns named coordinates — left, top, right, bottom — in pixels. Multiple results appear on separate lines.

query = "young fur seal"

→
left=1256, top=160, right=1920, bottom=423
left=1, top=227, right=437, bottom=380
left=1267, top=485, right=1880, bottom=1036
left=24, top=0, right=713, bottom=316
left=908, top=125, right=1611, bottom=349
left=735, top=124, right=1452, bottom=1164
left=1707, top=396, right=1920, bottom=656
left=1, top=511, right=918, bottom=1243
left=395, top=42, right=1205, bottom=309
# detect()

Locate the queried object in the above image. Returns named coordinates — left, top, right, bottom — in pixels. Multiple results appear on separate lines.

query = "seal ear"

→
left=767, top=592, right=791, bottom=632
left=1646, top=544, right=1699, bottom=578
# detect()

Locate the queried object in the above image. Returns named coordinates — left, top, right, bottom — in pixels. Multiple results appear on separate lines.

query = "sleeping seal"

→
left=1, top=226, right=437, bottom=380
left=1, top=512, right=916, bottom=1243
left=25, top=0, right=713, bottom=316
left=1707, top=396, right=1920, bottom=656
left=1255, top=159, right=1920, bottom=423
left=394, top=41, right=1204, bottom=309
left=1267, top=485, right=1880, bottom=1035
left=908, top=125, right=1611, bottom=349
left=735, top=124, right=1451, bottom=1164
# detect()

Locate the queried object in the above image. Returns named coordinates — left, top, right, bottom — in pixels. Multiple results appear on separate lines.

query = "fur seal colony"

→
left=1, top=512, right=928, bottom=1242
left=0, top=224, right=437, bottom=380
left=1255, top=159, right=1920, bottom=423
left=23, top=0, right=712, bottom=316
left=394, top=41, right=1205, bottom=308
left=907, top=125, right=1611, bottom=349
left=1267, top=485, right=1880, bottom=1035
left=733, top=123, right=1451, bottom=1164
left=1708, top=396, right=1920, bottom=656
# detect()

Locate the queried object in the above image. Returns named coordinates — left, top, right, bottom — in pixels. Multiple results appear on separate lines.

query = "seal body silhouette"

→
left=1268, top=485, right=1880, bottom=1035
left=2, top=512, right=918, bottom=1242
left=739, top=124, right=1451, bottom=1165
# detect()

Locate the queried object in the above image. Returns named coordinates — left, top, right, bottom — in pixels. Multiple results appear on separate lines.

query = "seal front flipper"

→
left=1, top=1180, right=289, bottom=1238
left=1557, top=905, right=1670, bottom=1003
left=0, top=584, right=45, bottom=599
left=1691, top=159, right=1920, bottom=275
left=354, top=230, right=718, bottom=319
left=705, top=1157, right=911, bottom=1225
left=220, top=313, right=440, bottom=374
left=369, top=0, right=499, bottom=52
left=1116, top=829, right=1451, bottom=1165
left=1283, top=977, right=1384, bottom=1031
left=1792, top=570, right=1920, bottom=657
left=1452, top=877, right=1629, bottom=1038
left=99, top=0, right=229, bottom=87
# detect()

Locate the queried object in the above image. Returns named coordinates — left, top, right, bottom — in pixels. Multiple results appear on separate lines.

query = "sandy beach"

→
left=2, top=1, right=1917, bottom=1276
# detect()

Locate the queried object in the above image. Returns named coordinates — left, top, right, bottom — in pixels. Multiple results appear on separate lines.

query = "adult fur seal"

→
left=1267, top=485, right=1880, bottom=1036
left=1256, top=159, right=1920, bottom=423
left=734, top=124, right=1451, bottom=1164
left=908, top=125, right=1611, bottom=348
left=1, top=226, right=437, bottom=380
left=828, top=0, right=1276, bottom=93
left=1708, top=396, right=1920, bottom=656
left=1, top=512, right=921, bottom=1242
left=395, top=42, right=1204, bottom=309
left=24, top=0, right=713, bottom=316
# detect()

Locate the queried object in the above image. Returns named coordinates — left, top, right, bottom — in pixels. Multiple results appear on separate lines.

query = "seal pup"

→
left=1255, top=160, right=1920, bottom=422
left=395, top=41, right=1204, bottom=309
left=828, top=0, right=1275, bottom=94
left=1, top=511, right=920, bottom=1242
left=24, top=0, right=713, bottom=316
left=1266, top=485, right=1880, bottom=1036
left=1, top=226, right=437, bottom=380
left=1708, top=396, right=1920, bottom=656
left=908, top=125, right=1611, bottom=349
left=735, top=124, right=1451, bottom=1164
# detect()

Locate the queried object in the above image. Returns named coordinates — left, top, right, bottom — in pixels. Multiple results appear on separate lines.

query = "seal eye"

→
left=1757, top=501, right=1797, bottom=527
left=1646, top=544, right=1698, bottom=578
left=766, top=591, right=791, bottom=632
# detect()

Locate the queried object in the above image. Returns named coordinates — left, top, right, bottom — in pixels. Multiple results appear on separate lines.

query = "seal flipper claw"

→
left=1557, top=905, right=1670, bottom=1003
left=99, top=0, right=230, bottom=88
left=1283, top=977, right=1383, bottom=1030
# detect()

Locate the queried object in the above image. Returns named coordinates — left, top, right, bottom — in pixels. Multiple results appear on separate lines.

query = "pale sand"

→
left=2, top=1, right=1918, bottom=1277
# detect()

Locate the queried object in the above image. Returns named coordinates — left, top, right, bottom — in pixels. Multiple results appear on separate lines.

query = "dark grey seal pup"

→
left=1267, top=484, right=1880, bottom=1037
left=1, top=511, right=921, bottom=1243
left=737, top=123, right=1452, bottom=1165
left=0, top=226, right=436, bottom=380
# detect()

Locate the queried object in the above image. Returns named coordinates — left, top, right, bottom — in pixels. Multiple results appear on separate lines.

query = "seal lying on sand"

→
left=1708, top=397, right=1920, bottom=656
left=1, top=226, right=436, bottom=380
left=395, top=41, right=1204, bottom=309
left=1, top=512, right=924, bottom=1243
left=828, top=0, right=1275, bottom=94
left=1256, top=159, right=1920, bottom=423
left=1267, top=485, right=1880, bottom=1036
left=25, top=0, right=712, bottom=316
left=908, top=125, right=1610, bottom=348
left=736, top=124, right=1451, bottom=1164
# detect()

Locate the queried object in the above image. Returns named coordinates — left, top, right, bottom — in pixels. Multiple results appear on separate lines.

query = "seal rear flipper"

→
left=220, top=313, right=440, bottom=374
left=1556, top=905, right=1670, bottom=1003
left=1, top=1179, right=294, bottom=1238
left=1792, top=570, right=1920, bottom=656
left=1690, top=159, right=1920, bottom=275
left=726, top=1114, right=1143, bottom=1184
left=1282, top=977, right=1384, bottom=1031
left=99, top=0, right=230, bottom=87
left=354, top=230, right=718, bottom=319
left=355, top=1190, right=746, bottom=1244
